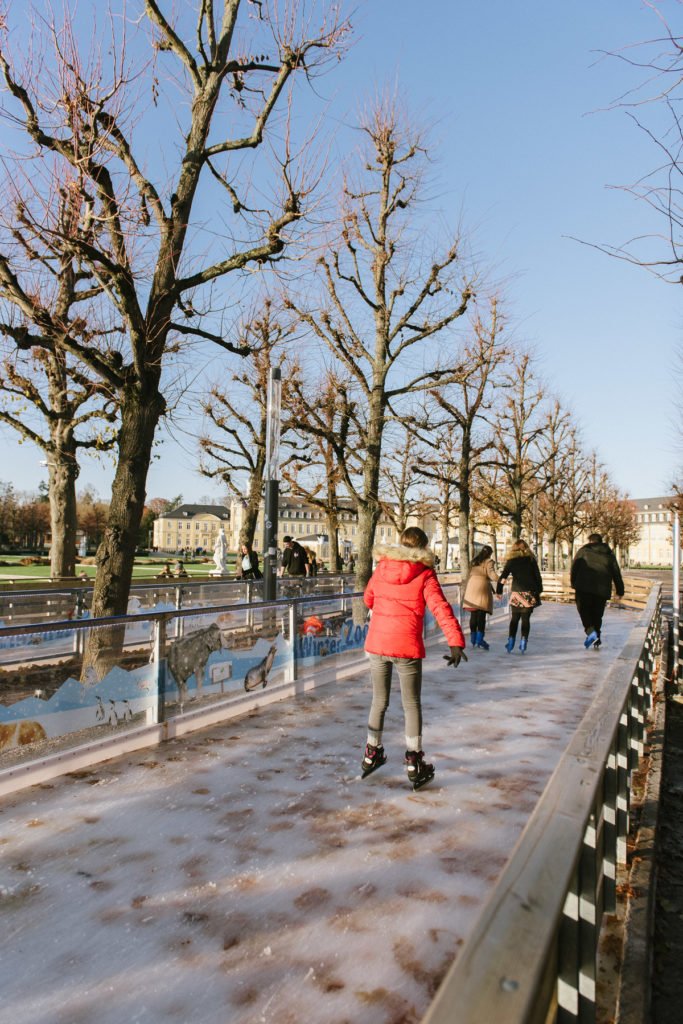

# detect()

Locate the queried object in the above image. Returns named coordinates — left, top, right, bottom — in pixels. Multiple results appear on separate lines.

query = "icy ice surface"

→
left=0, top=603, right=639, bottom=1024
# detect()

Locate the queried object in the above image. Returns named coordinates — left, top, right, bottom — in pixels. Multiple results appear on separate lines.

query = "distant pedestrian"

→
left=307, top=549, right=319, bottom=576
left=280, top=536, right=309, bottom=577
left=570, top=533, right=624, bottom=649
left=462, top=545, right=499, bottom=650
left=348, top=554, right=355, bottom=573
left=361, top=526, right=467, bottom=791
left=238, top=542, right=262, bottom=581
left=496, top=539, right=543, bottom=654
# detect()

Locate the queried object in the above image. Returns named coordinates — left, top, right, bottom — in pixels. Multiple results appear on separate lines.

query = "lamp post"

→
left=263, top=367, right=282, bottom=601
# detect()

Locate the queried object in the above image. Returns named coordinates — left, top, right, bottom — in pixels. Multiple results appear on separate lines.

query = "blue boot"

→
left=584, top=630, right=598, bottom=649
left=505, top=636, right=515, bottom=653
left=475, top=631, right=490, bottom=650
left=519, top=637, right=528, bottom=653
left=470, top=631, right=477, bottom=647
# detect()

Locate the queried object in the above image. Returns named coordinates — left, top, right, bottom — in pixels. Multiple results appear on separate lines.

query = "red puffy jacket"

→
left=364, top=545, right=465, bottom=659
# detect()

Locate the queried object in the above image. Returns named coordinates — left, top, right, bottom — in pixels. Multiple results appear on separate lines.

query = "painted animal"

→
left=167, top=623, right=224, bottom=705
left=244, top=643, right=278, bottom=692
left=0, top=720, right=47, bottom=751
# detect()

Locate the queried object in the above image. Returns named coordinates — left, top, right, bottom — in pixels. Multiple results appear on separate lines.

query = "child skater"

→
left=496, top=539, right=543, bottom=653
left=361, top=526, right=468, bottom=791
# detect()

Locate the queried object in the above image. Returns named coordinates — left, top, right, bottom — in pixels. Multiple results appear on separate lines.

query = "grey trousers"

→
left=367, top=653, right=423, bottom=750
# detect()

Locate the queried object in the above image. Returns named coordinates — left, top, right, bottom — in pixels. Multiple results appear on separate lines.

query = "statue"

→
left=211, top=527, right=228, bottom=576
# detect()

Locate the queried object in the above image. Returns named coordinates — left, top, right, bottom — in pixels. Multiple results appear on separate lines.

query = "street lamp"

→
left=262, top=367, right=282, bottom=601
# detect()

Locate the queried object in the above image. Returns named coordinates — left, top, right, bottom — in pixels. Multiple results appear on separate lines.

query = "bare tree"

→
left=479, top=352, right=558, bottom=540
left=414, top=298, right=508, bottom=574
left=282, top=367, right=356, bottom=571
left=378, top=425, right=426, bottom=536
left=532, top=399, right=573, bottom=569
left=286, top=98, right=474, bottom=586
left=0, top=180, right=117, bottom=578
left=591, top=5, right=683, bottom=281
left=199, top=301, right=292, bottom=549
left=0, top=1, right=349, bottom=670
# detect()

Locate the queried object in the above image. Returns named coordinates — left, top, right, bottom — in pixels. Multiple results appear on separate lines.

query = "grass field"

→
left=0, top=555, right=237, bottom=582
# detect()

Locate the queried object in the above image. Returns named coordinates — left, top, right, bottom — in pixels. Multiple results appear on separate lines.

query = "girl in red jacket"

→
left=362, top=526, right=467, bottom=790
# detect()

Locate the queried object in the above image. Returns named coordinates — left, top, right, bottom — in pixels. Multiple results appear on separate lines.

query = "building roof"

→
left=157, top=504, right=230, bottom=521
left=630, top=496, right=678, bottom=512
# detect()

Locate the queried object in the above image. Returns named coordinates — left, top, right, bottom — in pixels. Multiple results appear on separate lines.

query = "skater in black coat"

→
left=570, top=533, right=624, bottom=649
left=496, top=539, right=543, bottom=654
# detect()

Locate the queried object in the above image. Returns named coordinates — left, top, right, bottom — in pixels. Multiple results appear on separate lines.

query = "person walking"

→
left=237, top=541, right=262, bottom=581
left=280, top=535, right=310, bottom=577
left=570, top=533, right=624, bottom=649
left=306, top=549, right=319, bottom=576
left=462, top=545, right=499, bottom=650
left=496, top=539, right=543, bottom=654
left=361, top=526, right=468, bottom=791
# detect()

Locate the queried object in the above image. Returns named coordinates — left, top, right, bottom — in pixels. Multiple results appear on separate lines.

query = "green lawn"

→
left=0, top=555, right=236, bottom=582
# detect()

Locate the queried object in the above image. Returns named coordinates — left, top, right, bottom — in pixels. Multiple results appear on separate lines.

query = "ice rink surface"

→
left=0, top=603, right=639, bottom=1024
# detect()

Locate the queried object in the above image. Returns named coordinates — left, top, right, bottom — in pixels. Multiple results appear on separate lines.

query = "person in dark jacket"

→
left=570, top=533, right=624, bottom=649
left=238, top=542, right=262, bottom=581
left=362, top=526, right=467, bottom=790
left=496, top=539, right=543, bottom=654
left=280, top=536, right=309, bottom=577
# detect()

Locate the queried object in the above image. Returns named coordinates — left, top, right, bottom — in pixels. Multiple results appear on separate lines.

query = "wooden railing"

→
left=540, top=572, right=656, bottom=611
left=421, top=582, right=662, bottom=1024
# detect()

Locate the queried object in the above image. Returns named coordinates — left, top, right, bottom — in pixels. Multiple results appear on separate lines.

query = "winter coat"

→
left=570, top=541, right=624, bottom=599
left=282, top=540, right=309, bottom=576
left=238, top=550, right=262, bottom=581
left=462, top=558, right=499, bottom=614
left=364, top=543, right=466, bottom=660
left=496, top=555, right=543, bottom=600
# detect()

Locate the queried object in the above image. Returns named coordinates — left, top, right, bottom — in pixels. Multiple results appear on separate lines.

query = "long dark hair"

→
left=470, top=544, right=493, bottom=567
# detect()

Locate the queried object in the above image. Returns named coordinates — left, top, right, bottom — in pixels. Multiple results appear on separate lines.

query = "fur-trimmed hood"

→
left=372, top=543, right=435, bottom=568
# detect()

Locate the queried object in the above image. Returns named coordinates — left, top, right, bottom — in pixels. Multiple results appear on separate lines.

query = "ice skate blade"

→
left=361, top=758, right=387, bottom=779
left=411, top=772, right=435, bottom=791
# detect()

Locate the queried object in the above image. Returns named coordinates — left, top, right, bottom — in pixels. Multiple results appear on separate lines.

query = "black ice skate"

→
left=404, top=750, right=435, bottom=791
left=361, top=743, right=387, bottom=778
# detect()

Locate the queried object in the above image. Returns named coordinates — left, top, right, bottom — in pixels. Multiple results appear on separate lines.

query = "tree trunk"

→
left=326, top=510, right=342, bottom=571
left=355, top=501, right=380, bottom=591
left=83, top=385, right=164, bottom=679
left=240, top=470, right=264, bottom=549
left=440, top=501, right=450, bottom=572
left=47, top=443, right=79, bottom=579
left=458, top=507, right=470, bottom=575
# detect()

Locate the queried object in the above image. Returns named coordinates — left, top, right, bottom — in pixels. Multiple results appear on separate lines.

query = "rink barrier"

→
left=0, top=572, right=357, bottom=629
left=421, top=582, right=662, bottom=1024
left=0, top=583, right=474, bottom=794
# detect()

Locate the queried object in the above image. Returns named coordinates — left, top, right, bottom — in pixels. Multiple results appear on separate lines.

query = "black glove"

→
left=443, top=646, right=468, bottom=668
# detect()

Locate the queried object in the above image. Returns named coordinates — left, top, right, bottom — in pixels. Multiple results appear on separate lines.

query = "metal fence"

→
left=0, top=572, right=358, bottom=628
left=0, top=581, right=477, bottom=792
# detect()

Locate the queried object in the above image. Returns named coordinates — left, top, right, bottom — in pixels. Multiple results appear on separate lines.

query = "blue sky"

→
left=1, top=0, right=680, bottom=502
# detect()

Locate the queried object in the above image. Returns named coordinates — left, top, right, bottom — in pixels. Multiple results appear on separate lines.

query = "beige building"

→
left=153, top=504, right=230, bottom=553
left=627, top=496, right=676, bottom=567
left=227, top=496, right=401, bottom=561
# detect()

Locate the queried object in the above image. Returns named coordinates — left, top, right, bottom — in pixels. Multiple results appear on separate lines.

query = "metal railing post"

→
left=289, top=600, right=298, bottom=682
left=673, top=510, right=680, bottom=691
left=152, top=616, right=167, bottom=724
